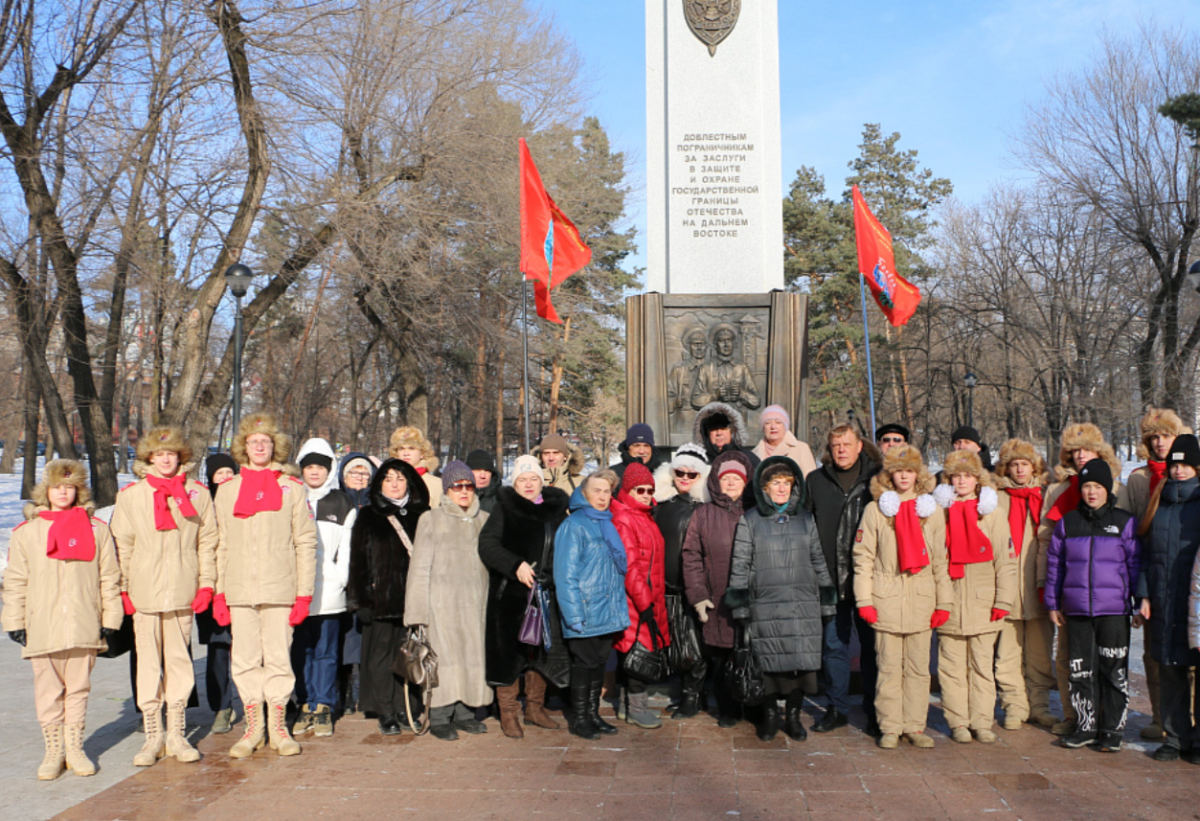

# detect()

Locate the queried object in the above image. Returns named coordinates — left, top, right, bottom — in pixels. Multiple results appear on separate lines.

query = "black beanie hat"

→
left=465, top=449, right=497, bottom=474
left=298, top=452, right=333, bottom=471
left=205, top=453, right=239, bottom=499
left=1168, top=434, right=1200, bottom=470
left=950, top=425, right=982, bottom=447
left=1078, top=458, right=1114, bottom=494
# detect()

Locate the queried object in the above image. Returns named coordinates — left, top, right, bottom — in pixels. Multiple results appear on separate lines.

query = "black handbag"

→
left=97, top=613, right=135, bottom=659
left=531, top=521, right=570, bottom=688
left=623, top=613, right=669, bottom=682
left=722, top=625, right=765, bottom=706
left=665, top=593, right=702, bottom=673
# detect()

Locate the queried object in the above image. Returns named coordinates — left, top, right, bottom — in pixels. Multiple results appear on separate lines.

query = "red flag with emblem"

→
left=852, top=185, right=921, bottom=327
left=519, top=138, right=592, bottom=323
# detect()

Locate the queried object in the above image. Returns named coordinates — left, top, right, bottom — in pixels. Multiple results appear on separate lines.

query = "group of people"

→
left=5, top=400, right=1200, bottom=783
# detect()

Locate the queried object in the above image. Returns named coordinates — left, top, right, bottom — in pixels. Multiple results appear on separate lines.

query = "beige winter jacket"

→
left=110, top=474, right=218, bottom=613
left=1123, top=465, right=1155, bottom=523
left=936, top=488, right=1017, bottom=638
left=214, top=464, right=318, bottom=607
left=853, top=491, right=951, bottom=635
left=1036, top=472, right=1127, bottom=586
left=1, top=513, right=123, bottom=659
left=752, top=432, right=818, bottom=477
left=996, top=480, right=1045, bottom=621
left=405, top=496, right=491, bottom=709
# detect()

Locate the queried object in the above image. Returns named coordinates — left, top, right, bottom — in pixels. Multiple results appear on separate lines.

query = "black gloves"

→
left=356, top=607, right=374, bottom=626
left=8, top=629, right=26, bottom=647
left=101, top=627, right=120, bottom=642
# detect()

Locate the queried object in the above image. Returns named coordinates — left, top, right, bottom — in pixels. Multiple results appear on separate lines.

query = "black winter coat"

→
left=654, top=493, right=702, bottom=592
left=807, top=454, right=879, bottom=603
left=1139, top=477, right=1200, bottom=667
left=477, top=486, right=571, bottom=686
left=346, top=459, right=430, bottom=620
left=477, top=476, right=500, bottom=514
left=612, top=444, right=666, bottom=485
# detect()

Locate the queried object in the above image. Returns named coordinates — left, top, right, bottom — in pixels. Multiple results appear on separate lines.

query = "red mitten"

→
left=191, top=587, right=214, bottom=614
left=213, top=594, right=232, bottom=627
left=930, top=609, right=950, bottom=629
left=858, top=606, right=879, bottom=625
left=991, top=608, right=1009, bottom=622
left=121, top=592, right=136, bottom=615
left=288, top=596, right=313, bottom=627
left=1038, top=587, right=1045, bottom=605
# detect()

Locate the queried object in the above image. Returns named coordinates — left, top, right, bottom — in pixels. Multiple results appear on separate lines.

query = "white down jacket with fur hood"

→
left=297, top=438, right=357, bottom=616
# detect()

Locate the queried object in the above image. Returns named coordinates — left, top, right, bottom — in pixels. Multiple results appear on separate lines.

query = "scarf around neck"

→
left=40, top=508, right=96, bottom=561
left=946, top=498, right=993, bottom=579
left=894, top=499, right=929, bottom=574
left=1004, top=486, right=1042, bottom=556
left=577, top=504, right=628, bottom=574
left=146, top=473, right=197, bottom=531
left=233, top=468, right=283, bottom=518
left=1148, top=460, right=1167, bottom=494
left=1046, top=475, right=1080, bottom=523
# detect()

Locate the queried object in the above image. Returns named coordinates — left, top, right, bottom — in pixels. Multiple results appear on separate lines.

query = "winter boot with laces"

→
left=229, top=703, right=265, bottom=759
left=64, top=722, right=96, bottom=776
left=166, top=701, right=200, bottom=762
left=293, top=704, right=313, bottom=736
left=133, top=709, right=165, bottom=767
left=211, top=707, right=235, bottom=735
left=267, top=702, right=301, bottom=756
left=313, top=704, right=333, bottom=737
left=38, top=724, right=66, bottom=781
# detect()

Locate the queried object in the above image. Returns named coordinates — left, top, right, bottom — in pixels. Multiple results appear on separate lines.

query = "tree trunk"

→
left=495, top=344, right=506, bottom=466
left=22, top=372, right=40, bottom=499
left=0, top=368, right=23, bottom=474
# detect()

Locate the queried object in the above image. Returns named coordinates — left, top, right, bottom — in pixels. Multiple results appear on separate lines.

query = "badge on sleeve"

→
left=855, top=529, right=864, bottom=543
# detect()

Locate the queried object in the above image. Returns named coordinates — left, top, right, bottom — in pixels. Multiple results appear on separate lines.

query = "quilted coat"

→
left=1044, top=499, right=1139, bottom=617
left=611, top=491, right=670, bottom=653
left=1139, top=477, right=1200, bottom=667
left=553, top=487, right=629, bottom=640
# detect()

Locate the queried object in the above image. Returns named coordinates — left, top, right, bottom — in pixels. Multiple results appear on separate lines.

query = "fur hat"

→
left=993, top=439, right=1047, bottom=484
left=26, top=459, right=94, bottom=519
left=231, top=412, right=292, bottom=467
left=670, top=442, right=710, bottom=474
left=1055, top=422, right=1120, bottom=481
left=136, top=426, right=193, bottom=465
left=939, top=450, right=995, bottom=489
left=388, top=426, right=438, bottom=470
left=870, top=444, right=935, bottom=499
left=1138, top=408, right=1185, bottom=461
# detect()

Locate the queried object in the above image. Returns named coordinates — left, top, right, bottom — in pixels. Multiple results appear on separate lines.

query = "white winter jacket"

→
left=298, top=439, right=356, bottom=616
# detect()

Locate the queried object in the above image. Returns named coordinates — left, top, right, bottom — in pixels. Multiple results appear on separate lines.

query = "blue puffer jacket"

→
left=1139, top=477, right=1200, bottom=667
left=1044, top=499, right=1138, bottom=617
left=554, top=487, right=630, bottom=640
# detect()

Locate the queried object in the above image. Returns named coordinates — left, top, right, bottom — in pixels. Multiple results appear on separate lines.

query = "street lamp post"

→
left=224, top=263, right=254, bottom=430
left=964, top=372, right=978, bottom=428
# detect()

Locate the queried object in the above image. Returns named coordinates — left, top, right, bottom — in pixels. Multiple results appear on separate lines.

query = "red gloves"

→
left=213, top=594, right=231, bottom=627
left=858, top=606, right=879, bottom=625
left=121, top=592, right=136, bottom=615
left=991, top=608, right=1009, bottom=622
left=930, top=609, right=950, bottom=629
left=191, top=587, right=213, bottom=614
left=288, top=596, right=313, bottom=627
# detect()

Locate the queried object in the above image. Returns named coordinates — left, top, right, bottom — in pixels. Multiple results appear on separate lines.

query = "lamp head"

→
left=964, top=372, right=978, bottom=389
left=224, top=263, right=254, bottom=298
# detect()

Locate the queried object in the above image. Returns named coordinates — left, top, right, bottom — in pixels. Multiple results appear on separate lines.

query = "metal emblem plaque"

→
left=683, top=0, right=741, bottom=57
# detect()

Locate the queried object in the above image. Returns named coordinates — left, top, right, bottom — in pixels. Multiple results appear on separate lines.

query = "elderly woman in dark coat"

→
left=726, top=456, right=835, bottom=742
left=478, top=454, right=571, bottom=739
left=346, top=459, right=430, bottom=735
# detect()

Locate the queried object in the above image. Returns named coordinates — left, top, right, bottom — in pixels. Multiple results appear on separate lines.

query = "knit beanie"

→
left=205, top=453, right=239, bottom=486
left=343, top=456, right=373, bottom=476
left=299, top=452, right=333, bottom=471
left=950, top=425, right=982, bottom=447
left=1078, top=458, right=1113, bottom=494
left=621, top=462, right=654, bottom=493
left=511, top=454, right=542, bottom=484
left=670, top=442, right=710, bottom=474
left=538, top=433, right=571, bottom=455
left=441, top=460, right=475, bottom=492
left=622, top=423, right=655, bottom=448
left=1168, top=434, right=1200, bottom=469
left=718, top=460, right=748, bottom=481
left=760, top=405, right=790, bottom=428
left=465, top=449, right=497, bottom=473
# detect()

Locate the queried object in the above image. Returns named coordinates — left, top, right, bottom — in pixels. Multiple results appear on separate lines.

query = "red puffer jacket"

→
left=612, top=492, right=671, bottom=653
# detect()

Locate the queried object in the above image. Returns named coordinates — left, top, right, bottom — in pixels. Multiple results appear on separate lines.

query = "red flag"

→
left=852, top=185, right=921, bottom=327
left=519, top=138, right=592, bottom=323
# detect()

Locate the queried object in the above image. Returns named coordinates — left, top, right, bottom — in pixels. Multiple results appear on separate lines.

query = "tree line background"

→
left=1, top=5, right=1198, bottom=505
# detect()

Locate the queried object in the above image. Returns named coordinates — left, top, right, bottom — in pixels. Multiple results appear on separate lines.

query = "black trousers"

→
left=1066, top=615, right=1130, bottom=737
left=1160, top=662, right=1200, bottom=750
left=702, top=644, right=740, bottom=718
left=360, top=618, right=410, bottom=718
left=566, top=635, right=613, bottom=671
left=206, top=641, right=235, bottom=712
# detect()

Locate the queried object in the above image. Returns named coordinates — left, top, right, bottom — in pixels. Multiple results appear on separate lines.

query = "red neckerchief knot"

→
left=39, top=508, right=96, bottom=561
left=146, top=473, right=196, bottom=531
left=946, top=498, right=993, bottom=579
left=233, top=468, right=283, bottom=518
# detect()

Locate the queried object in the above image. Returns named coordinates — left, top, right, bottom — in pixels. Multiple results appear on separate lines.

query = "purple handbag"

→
left=518, top=583, right=544, bottom=646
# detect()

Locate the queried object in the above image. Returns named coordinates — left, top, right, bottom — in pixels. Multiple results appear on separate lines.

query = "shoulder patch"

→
left=187, top=488, right=200, bottom=500
left=855, top=529, right=864, bottom=543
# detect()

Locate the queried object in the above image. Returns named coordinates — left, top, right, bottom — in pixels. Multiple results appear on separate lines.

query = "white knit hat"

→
left=671, top=442, right=709, bottom=474
left=510, top=454, right=543, bottom=484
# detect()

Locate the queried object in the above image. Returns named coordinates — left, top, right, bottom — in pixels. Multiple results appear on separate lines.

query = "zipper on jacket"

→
left=1087, top=521, right=1095, bottom=618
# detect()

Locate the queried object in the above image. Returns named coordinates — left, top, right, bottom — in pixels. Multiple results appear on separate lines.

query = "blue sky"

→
left=542, top=0, right=1196, bottom=273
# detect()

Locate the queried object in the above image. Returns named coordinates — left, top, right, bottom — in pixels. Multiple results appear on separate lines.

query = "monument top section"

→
left=645, top=0, right=784, bottom=295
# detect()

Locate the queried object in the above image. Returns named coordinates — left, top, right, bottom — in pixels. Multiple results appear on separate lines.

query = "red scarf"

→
left=1045, top=475, right=1080, bottom=523
left=946, top=499, right=993, bottom=579
left=894, top=498, right=929, bottom=574
left=233, top=468, right=283, bottom=518
left=145, top=473, right=197, bottom=531
left=415, top=466, right=428, bottom=476
left=39, top=508, right=96, bottom=561
left=1004, top=486, right=1042, bottom=556
left=1148, top=460, right=1167, bottom=494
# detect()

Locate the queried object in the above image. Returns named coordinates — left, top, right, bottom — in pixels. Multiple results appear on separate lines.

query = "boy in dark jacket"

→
left=1045, top=459, right=1139, bottom=752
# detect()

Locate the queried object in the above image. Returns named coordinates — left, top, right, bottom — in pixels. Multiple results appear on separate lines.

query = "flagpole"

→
left=858, top=273, right=878, bottom=436
left=522, top=278, right=532, bottom=454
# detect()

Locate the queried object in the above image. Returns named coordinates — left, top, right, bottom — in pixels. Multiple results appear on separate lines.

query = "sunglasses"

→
left=674, top=469, right=700, bottom=480
left=630, top=486, right=654, bottom=496
left=880, top=436, right=906, bottom=444
left=449, top=482, right=475, bottom=491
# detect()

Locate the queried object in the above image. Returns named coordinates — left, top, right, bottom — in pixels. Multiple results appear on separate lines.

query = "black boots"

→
left=672, top=691, right=701, bottom=720
left=812, top=707, right=847, bottom=733
left=589, top=668, right=617, bottom=734
left=568, top=667, right=600, bottom=740
left=784, top=695, right=807, bottom=742
left=757, top=702, right=780, bottom=741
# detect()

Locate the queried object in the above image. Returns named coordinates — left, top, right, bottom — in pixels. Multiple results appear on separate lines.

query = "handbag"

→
left=665, top=593, right=702, bottom=673
left=392, top=624, right=437, bottom=735
left=97, top=613, right=135, bottom=659
left=623, top=612, right=669, bottom=682
left=517, top=583, right=544, bottom=646
left=722, top=625, right=765, bottom=706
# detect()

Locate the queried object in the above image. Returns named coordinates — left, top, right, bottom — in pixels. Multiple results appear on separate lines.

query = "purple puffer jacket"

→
left=1045, top=501, right=1139, bottom=617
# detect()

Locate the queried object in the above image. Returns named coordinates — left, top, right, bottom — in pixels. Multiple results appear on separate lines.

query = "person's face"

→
left=448, top=480, right=475, bottom=511
left=1008, top=459, right=1034, bottom=487
left=514, top=472, right=542, bottom=500
left=344, top=465, right=371, bottom=490
left=718, top=472, right=746, bottom=500
left=303, top=464, right=329, bottom=489
left=673, top=467, right=699, bottom=494
left=48, top=483, right=77, bottom=511
left=585, top=479, right=612, bottom=511
left=1080, top=481, right=1108, bottom=508
left=628, top=484, right=655, bottom=505
left=892, top=469, right=917, bottom=493
left=212, top=467, right=235, bottom=485
left=763, top=418, right=786, bottom=444
left=1072, top=448, right=1099, bottom=471
left=628, top=442, right=653, bottom=462
left=878, top=433, right=906, bottom=454
left=951, top=473, right=979, bottom=498
left=708, top=428, right=732, bottom=448
left=245, top=434, right=274, bottom=467
left=1151, top=433, right=1175, bottom=461
left=473, top=469, right=492, bottom=488
left=150, top=449, right=180, bottom=477
left=767, top=474, right=794, bottom=505
left=541, top=448, right=565, bottom=469
left=715, top=330, right=734, bottom=358
left=1169, top=463, right=1198, bottom=481
left=953, top=439, right=981, bottom=453
left=829, top=432, right=862, bottom=470
left=395, top=445, right=422, bottom=466
left=380, top=469, right=407, bottom=501
left=688, top=337, right=706, bottom=360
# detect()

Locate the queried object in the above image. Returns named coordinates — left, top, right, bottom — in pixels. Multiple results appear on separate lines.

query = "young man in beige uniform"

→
left=111, top=426, right=218, bottom=766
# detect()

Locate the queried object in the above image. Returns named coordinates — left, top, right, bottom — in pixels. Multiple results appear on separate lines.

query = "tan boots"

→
left=524, top=671, right=560, bottom=730
left=267, top=702, right=300, bottom=756
left=497, top=683, right=523, bottom=739
left=166, top=702, right=200, bottom=762
left=133, top=709, right=165, bottom=767
left=229, top=703, right=265, bottom=758
left=38, top=724, right=65, bottom=781
left=64, top=722, right=96, bottom=776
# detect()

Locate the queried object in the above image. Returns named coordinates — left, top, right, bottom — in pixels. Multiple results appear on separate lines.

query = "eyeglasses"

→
left=449, top=482, right=475, bottom=491
left=347, top=470, right=371, bottom=478
left=767, top=478, right=794, bottom=488
left=880, top=436, right=906, bottom=444
left=630, top=487, right=654, bottom=496
left=674, top=470, right=700, bottom=480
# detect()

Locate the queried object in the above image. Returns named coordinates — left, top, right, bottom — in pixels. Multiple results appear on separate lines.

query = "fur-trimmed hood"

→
left=367, top=457, right=430, bottom=516
left=749, top=455, right=805, bottom=516
left=1053, top=423, right=1120, bottom=483
left=1138, top=408, right=1186, bottom=461
left=693, top=401, right=750, bottom=450
left=232, top=412, right=292, bottom=467
left=652, top=462, right=710, bottom=503
left=531, top=440, right=586, bottom=476
left=25, top=459, right=95, bottom=520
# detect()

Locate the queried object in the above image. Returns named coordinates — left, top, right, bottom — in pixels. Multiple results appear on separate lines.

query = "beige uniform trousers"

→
left=1054, top=623, right=1076, bottom=723
left=939, top=633, right=998, bottom=731
left=875, top=630, right=932, bottom=736
left=133, top=610, right=195, bottom=714
left=995, top=617, right=1054, bottom=721
left=31, top=648, right=97, bottom=726
left=230, top=605, right=294, bottom=706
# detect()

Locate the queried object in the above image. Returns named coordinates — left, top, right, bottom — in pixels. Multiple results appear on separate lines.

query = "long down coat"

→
left=1140, top=477, right=1200, bottom=667
left=612, top=491, right=671, bottom=653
